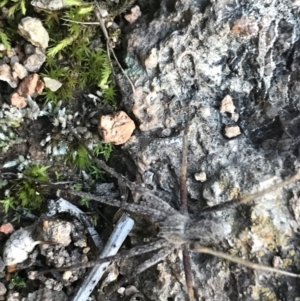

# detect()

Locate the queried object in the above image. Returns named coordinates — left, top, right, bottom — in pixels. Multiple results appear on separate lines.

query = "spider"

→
left=45, top=126, right=300, bottom=301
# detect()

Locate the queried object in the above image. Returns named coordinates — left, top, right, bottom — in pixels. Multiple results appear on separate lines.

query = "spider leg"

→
left=67, top=189, right=165, bottom=223
left=180, top=125, right=189, bottom=215
left=179, top=123, right=195, bottom=301
left=183, top=244, right=194, bottom=300
left=200, top=169, right=300, bottom=214
left=190, top=242, right=300, bottom=278
left=104, top=247, right=173, bottom=298
left=138, top=190, right=178, bottom=216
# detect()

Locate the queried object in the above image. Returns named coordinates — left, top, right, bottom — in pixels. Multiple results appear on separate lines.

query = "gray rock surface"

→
left=115, top=0, right=300, bottom=300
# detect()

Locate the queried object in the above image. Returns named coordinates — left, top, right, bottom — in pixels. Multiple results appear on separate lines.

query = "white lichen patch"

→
left=3, top=225, right=39, bottom=266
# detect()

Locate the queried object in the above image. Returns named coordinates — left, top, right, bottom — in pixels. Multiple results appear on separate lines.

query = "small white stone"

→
left=31, top=0, right=65, bottom=10
left=62, top=271, right=72, bottom=281
left=117, top=287, right=125, bottom=295
left=224, top=126, right=241, bottom=138
left=194, top=172, right=207, bottom=182
left=272, top=256, right=283, bottom=268
left=43, top=77, right=62, bottom=92
left=18, top=17, right=49, bottom=49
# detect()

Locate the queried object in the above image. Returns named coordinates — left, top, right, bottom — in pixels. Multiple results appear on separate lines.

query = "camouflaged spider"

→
left=51, top=127, right=300, bottom=301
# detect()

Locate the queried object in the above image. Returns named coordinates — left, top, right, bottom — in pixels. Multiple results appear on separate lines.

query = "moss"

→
left=0, top=0, right=121, bottom=106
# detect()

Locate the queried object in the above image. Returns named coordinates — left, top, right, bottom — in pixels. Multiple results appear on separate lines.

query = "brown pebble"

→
left=10, top=93, right=27, bottom=108
left=98, top=111, right=135, bottom=145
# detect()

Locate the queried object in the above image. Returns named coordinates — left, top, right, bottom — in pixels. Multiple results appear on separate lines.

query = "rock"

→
left=125, top=285, right=139, bottom=297
left=145, top=48, right=158, bottom=70
left=82, top=247, right=90, bottom=254
left=124, top=5, right=142, bottom=24
left=38, top=219, right=72, bottom=247
left=9, top=56, right=18, bottom=66
left=35, top=77, right=44, bottom=94
left=224, top=125, right=241, bottom=138
left=17, top=73, right=44, bottom=97
left=74, top=238, right=87, bottom=248
left=24, top=43, right=36, bottom=56
left=18, top=17, right=49, bottom=49
left=117, top=287, right=125, bottom=296
left=0, top=223, right=14, bottom=235
left=194, top=172, right=207, bottom=182
left=10, top=93, right=27, bottom=109
left=272, top=256, right=283, bottom=268
left=62, top=271, right=72, bottom=281
left=31, top=0, right=66, bottom=11
left=23, top=48, right=46, bottom=72
left=98, top=111, right=136, bottom=145
left=12, top=62, right=28, bottom=79
left=6, top=291, right=20, bottom=301
left=43, top=77, right=62, bottom=91
left=0, top=283, right=7, bottom=296
left=220, top=95, right=239, bottom=121
left=0, top=64, right=18, bottom=88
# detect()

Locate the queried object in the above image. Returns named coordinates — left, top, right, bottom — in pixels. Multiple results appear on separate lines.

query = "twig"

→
left=70, top=213, right=134, bottom=301
left=93, top=2, right=135, bottom=93
left=104, top=247, right=172, bottom=298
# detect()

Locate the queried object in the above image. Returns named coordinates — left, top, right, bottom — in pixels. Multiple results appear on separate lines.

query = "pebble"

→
left=18, top=17, right=49, bottom=49
left=224, top=126, right=241, bottom=138
left=98, top=111, right=136, bottom=145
